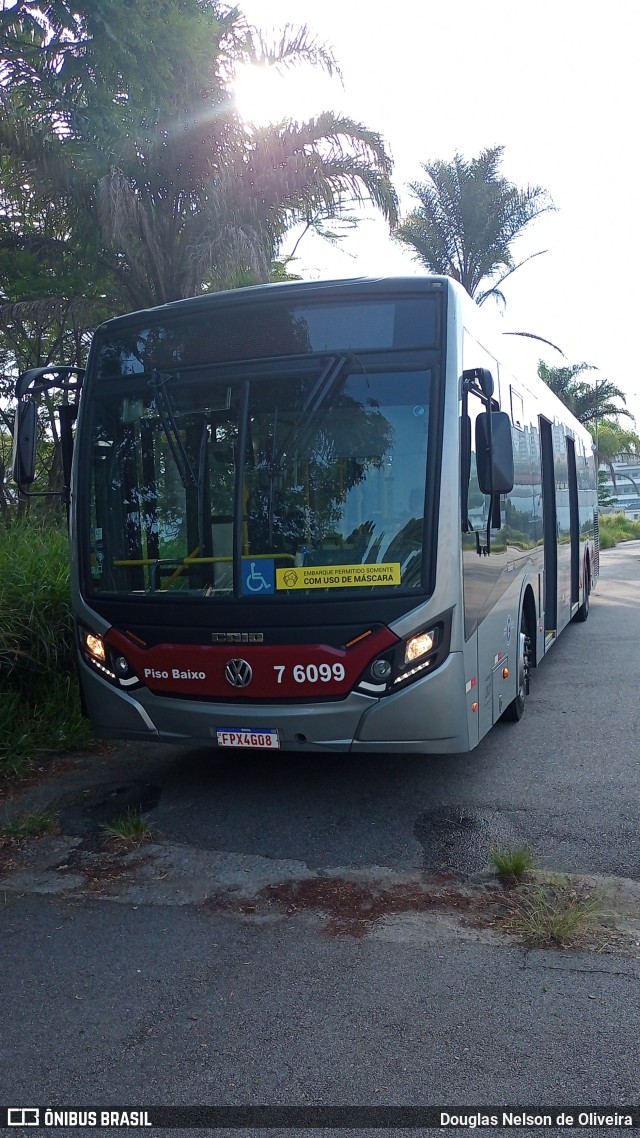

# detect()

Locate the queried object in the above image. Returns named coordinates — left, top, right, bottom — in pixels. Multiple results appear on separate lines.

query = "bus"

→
left=13, top=276, right=598, bottom=754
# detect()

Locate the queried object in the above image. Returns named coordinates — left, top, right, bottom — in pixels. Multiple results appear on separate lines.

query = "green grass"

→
left=501, top=883, right=602, bottom=948
left=0, top=520, right=77, bottom=674
left=488, top=845, right=536, bottom=882
left=0, top=519, right=95, bottom=774
left=0, top=673, right=94, bottom=774
left=0, top=809, right=58, bottom=842
left=598, top=512, right=640, bottom=550
left=102, top=810, right=152, bottom=849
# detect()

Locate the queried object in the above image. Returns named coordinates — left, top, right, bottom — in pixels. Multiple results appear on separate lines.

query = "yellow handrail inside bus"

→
left=113, top=552, right=296, bottom=582
left=114, top=553, right=295, bottom=565
left=183, top=553, right=295, bottom=563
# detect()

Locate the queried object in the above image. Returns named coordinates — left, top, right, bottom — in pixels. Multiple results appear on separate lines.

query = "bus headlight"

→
left=403, top=629, right=436, bottom=665
left=78, top=625, right=141, bottom=689
left=392, top=626, right=441, bottom=687
left=80, top=625, right=116, bottom=681
left=84, top=631, right=106, bottom=662
left=355, top=613, right=451, bottom=697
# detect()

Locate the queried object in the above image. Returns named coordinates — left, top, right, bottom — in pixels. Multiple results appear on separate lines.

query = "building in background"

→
left=599, top=458, right=640, bottom=518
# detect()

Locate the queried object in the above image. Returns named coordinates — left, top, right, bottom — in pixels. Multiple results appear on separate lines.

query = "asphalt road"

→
left=22, top=540, right=640, bottom=880
left=1, top=542, right=639, bottom=1133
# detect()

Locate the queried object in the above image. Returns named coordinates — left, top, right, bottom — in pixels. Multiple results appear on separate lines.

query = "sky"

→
left=237, top=0, right=640, bottom=423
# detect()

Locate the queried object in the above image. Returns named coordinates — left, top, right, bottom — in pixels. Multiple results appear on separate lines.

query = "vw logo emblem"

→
left=225, top=658, right=253, bottom=688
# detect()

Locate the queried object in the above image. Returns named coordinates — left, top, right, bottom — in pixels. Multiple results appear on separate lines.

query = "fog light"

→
left=371, top=658, right=392, bottom=680
left=404, top=629, right=436, bottom=665
left=85, top=632, right=106, bottom=662
left=114, top=655, right=131, bottom=677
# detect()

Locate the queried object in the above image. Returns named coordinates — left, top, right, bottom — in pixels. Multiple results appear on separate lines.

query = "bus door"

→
left=539, top=417, right=557, bottom=640
left=540, top=417, right=572, bottom=639
left=566, top=437, right=580, bottom=611
left=556, top=437, right=573, bottom=633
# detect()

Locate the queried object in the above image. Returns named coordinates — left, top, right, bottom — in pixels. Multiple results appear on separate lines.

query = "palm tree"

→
left=0, top=5, right=398, bottom=309
left=589, top=420, right=640, bottom=498
left=537, top=361, right=633, bottom=426
left=395, top=146, right=552, bottom=306
left=94, top=110, right=397, bottom=307
left=538, top=359, right=639, bottom=501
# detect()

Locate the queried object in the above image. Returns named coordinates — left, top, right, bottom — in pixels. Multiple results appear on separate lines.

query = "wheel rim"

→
left=518, top=622, right=532, bottom=700
left=516, top=630, right=527, bottom=702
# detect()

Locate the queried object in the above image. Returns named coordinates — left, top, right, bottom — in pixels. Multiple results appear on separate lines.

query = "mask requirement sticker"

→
left=276, top=563, right=401, bottom=590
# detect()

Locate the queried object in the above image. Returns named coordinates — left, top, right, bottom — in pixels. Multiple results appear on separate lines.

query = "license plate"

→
left=215, top=728, right=280, bottom=749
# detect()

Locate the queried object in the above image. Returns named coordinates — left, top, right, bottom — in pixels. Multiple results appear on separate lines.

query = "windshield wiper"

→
left=149, top=369, right=197, bottom=490
left=271, top=354, right=350, bottom=470
left=254, top=353, right=351, bottom=552
left=149, top=368, right=214, bottom=559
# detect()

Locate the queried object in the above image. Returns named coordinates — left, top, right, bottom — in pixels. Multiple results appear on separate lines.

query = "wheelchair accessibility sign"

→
left=241, top=559, right=275, bottom=595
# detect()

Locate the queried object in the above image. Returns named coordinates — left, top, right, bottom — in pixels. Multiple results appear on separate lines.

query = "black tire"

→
left=573, top=561, right=590, bottom=622
left=501, top=611, right=530, bottom=722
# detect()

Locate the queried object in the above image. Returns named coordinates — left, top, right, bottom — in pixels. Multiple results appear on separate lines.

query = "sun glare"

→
left=232, top=63, right=340, bottom=128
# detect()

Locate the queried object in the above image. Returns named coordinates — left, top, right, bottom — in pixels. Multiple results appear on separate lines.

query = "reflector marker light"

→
left=345, top=630, right=373, bottom=649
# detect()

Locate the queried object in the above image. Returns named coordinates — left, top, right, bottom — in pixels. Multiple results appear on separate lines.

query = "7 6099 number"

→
left=273, top=663, right=346, bottom=684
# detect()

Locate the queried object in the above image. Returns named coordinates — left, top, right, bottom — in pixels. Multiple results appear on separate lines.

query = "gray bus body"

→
left=38, top=276, right=596, bottom=754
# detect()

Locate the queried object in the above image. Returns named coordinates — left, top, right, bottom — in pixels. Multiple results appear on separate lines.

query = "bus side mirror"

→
left=12, top=399, right=38, bottom=486
left=475, top=411, right=514, bottom=495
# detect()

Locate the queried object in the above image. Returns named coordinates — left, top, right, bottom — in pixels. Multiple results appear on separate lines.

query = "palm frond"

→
left=476, top=251, right=549, bottom=307
left=248, top=24, right=342, bottom=80
left=396, top=146, right=553, bottom=302
left=1, top=12, right=397, bottom=308
left=503, top=331, right=566, bottom=356
left=0, top=298, right=104, bottom=328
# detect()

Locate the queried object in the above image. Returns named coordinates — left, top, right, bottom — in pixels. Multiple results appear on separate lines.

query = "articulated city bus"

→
left=13, top=276, right=598, bottom=753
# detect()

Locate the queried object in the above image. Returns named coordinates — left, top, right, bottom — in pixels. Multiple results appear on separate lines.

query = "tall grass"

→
left=0, top=520, right=94, bottom=774
left=598, top=512, right=640, bottom=550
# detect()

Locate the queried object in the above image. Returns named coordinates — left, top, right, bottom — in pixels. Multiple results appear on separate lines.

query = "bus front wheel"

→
left=502, top=612, right=531, bottom=723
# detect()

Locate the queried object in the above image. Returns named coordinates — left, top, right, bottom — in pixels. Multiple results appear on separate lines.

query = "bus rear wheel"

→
left=573, top=558, right=590, bottom=622
left=502, top=612, right=531, bottom=722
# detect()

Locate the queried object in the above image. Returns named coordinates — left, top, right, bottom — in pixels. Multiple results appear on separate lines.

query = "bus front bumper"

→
left=79, top=651, right=471, bottom=755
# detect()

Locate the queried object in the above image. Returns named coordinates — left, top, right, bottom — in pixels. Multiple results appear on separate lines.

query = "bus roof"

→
left=96, top=275, right=454, bottom=333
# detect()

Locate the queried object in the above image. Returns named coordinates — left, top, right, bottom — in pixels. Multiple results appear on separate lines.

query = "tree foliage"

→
left=537, top=361, right=633, bottom=426
left=395, top=146, right=552, bottom=306
left=0, top=1, right=399, bottom=515
left=597, top=469, right=617, bottom=510
left=0, top=160, right=115, bottom=512
left=588, top=420, right=640, bottom=496
left=536, top=362, right=639, bottom=505
left=0, top=1, right=397, bottom=309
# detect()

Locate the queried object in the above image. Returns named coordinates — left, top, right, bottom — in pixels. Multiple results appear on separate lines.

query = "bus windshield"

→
left=84, top=316, right=438, bottom=601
